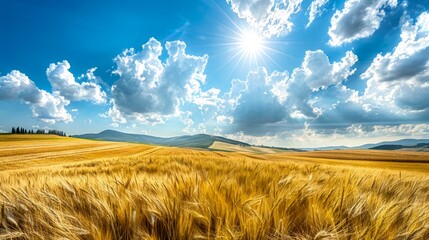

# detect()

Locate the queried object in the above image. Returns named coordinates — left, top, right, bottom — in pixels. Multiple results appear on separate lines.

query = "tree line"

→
left=11, top=127, right=67, bottom=137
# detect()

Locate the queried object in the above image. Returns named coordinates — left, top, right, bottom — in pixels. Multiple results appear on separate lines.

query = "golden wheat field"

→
left=0, top=135, right=429, bottom=239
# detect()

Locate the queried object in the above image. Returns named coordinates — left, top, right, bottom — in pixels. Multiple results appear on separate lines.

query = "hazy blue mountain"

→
left=305, top=139, right=429, bottom=150
left=370, top=143, right=429, bottom=150
left=74, top=130, right=429, bottom=151
left=73, top=130, right=250, bottom=148
left=302, top=146, right=349, bottom=151
left=355, top=139, right=429, bottom=149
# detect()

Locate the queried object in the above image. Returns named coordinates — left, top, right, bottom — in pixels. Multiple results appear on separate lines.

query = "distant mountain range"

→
left=74, top=130, right=429, bottom=152
left=370, top=143, right=429, bottom=151
left=306, top=139, right=429, bottom=151
left=73, top=130, right=250, bottom=149
left=357, top=139, right=429, bottom=149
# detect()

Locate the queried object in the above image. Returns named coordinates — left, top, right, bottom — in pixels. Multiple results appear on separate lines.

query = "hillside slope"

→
left=305, top=138, right=429, bottom=150
left=357, top=139, right=429, bottom=149
left=370, top=143, right=429, bottom=151
left=74, top=130, right=250, bottom=148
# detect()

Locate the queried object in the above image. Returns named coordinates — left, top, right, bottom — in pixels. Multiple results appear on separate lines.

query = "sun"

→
left=213, top=20, right=279, bottom=71
left=238, top=29, right=265, bottom=55
left=197, top=1, right=283, bottom=73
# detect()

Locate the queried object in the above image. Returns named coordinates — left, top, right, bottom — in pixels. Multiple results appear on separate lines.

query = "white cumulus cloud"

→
left=0, top=70, right=72, bottom=123
left=307, top=0, right=329, bottom=28
left=46, top=60, right=106, bottom=104
left=1, top=60, right=107, bottom=123
left=283, top=50, right=358, bottom=118
left=221, top=49, right=358, bottom=135
left=328, top=0, right=397, bottom=46
left=226, top=67, right=288, bottom=134
left=226, top=0, right=303, bottom=38
left=362, top=12, right=429, bottom=112
left=109, top=38, right=216, bottom=125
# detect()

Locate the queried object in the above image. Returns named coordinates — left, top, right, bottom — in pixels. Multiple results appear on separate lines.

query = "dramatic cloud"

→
left=221, top=49, right=358, bottom=135
left=0, top=61, right=106, bottom=124
left=308, top=85, right=392, bottom=130
left=306, top=0, right=329, bottom=28
left=224, top=67, right=288, bottom=134
left=328, top=0, right=397, bottom=46
left=109, top=38, right=214, bottom=124
left=362, top=12, right=429, bottom=112
left=359, top=123, right=429, bottom=137
left=280, top=50, right=358, bottom=120
left=226, top=0, right=303, bottom=38
left=46, top=60, right=106, bottom=104
left=293, top=50, right=358, bottom=91
left=0, top=71, right=72, bottom=123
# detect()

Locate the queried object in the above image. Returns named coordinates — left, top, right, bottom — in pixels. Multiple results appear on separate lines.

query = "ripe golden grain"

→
left=0, top=135, right=428, bottom=239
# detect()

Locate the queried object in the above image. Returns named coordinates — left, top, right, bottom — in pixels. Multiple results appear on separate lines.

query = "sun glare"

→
left=239, top=30, right=264, bottom=55
left=220, top=28, right=271, bottom=68
left=210, top=7, right=282, bottom=73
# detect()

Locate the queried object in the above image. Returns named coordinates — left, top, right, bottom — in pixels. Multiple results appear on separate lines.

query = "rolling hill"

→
left=74, top=130, right=429, bottom=152
left=306, top=138, right=429, bottom=151
left=370, top=142, right=429, bottom=151
left=73, top=130, right=250, bottom=148
left=357, top=139, right=429, bottom=149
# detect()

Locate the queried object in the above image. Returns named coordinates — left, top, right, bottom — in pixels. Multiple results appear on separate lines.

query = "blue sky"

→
left=1, top=0, right=429, bottom=148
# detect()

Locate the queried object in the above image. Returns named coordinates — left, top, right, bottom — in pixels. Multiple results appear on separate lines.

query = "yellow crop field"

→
left=0, top=135, right=428, bottom=239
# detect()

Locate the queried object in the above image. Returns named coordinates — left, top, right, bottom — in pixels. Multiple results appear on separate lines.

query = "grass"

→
left=0, top=135, right=428, bottom=239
